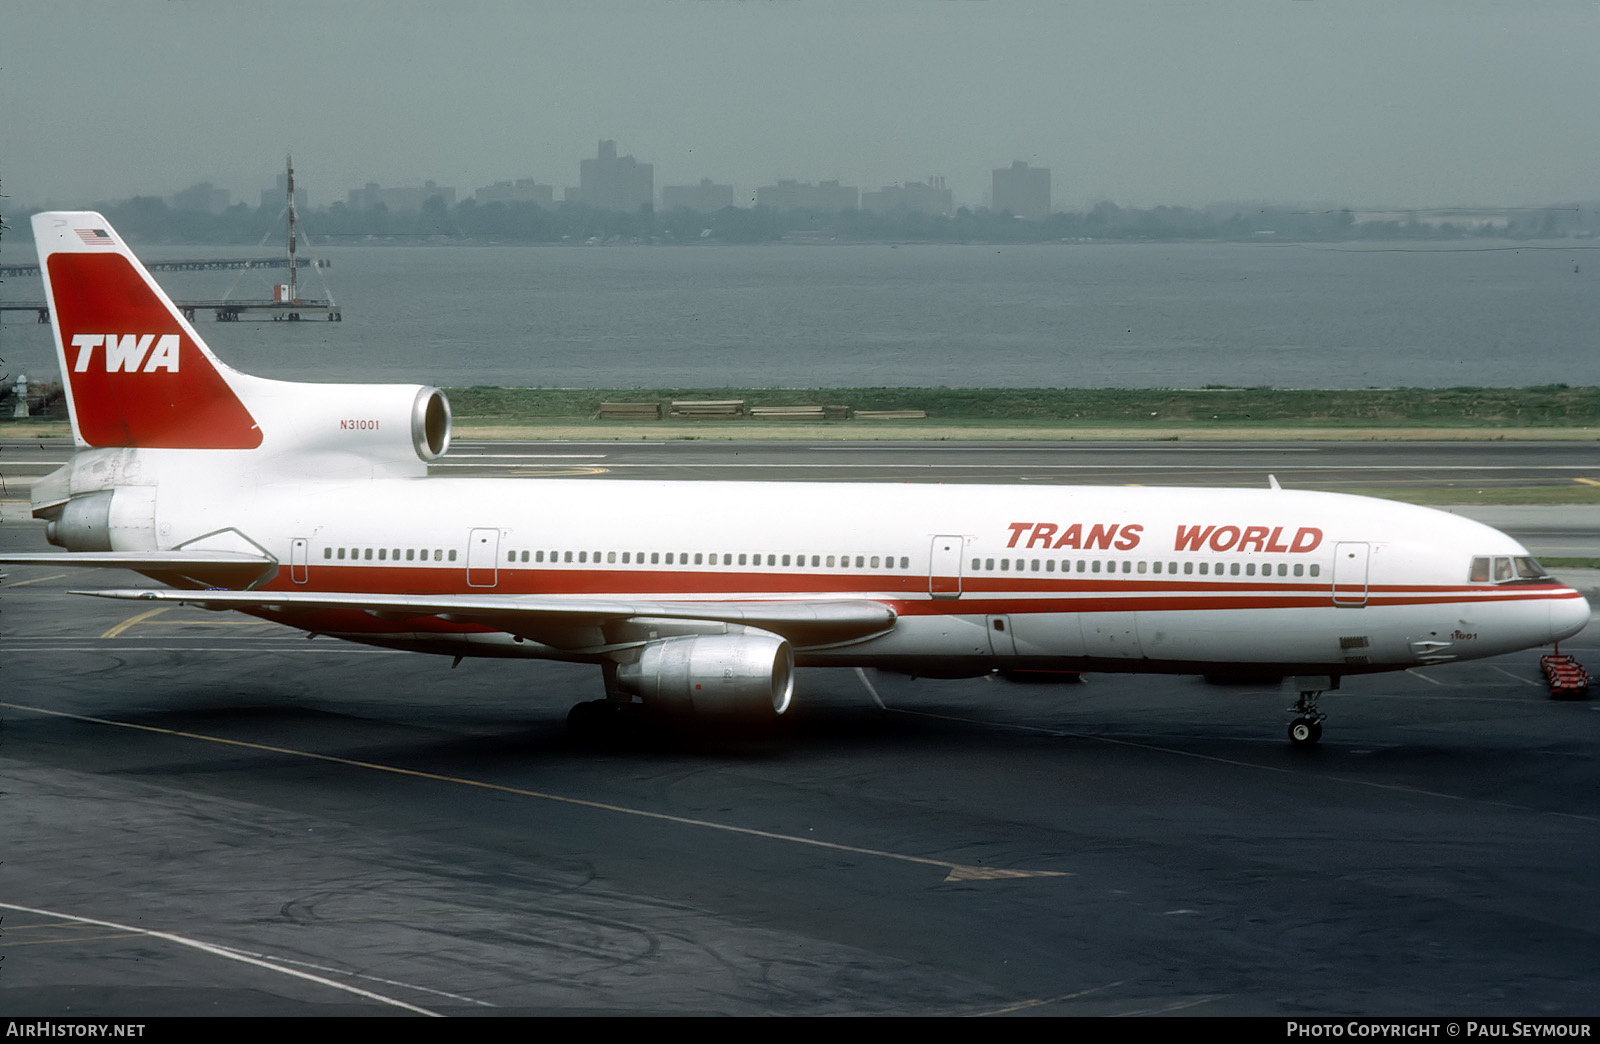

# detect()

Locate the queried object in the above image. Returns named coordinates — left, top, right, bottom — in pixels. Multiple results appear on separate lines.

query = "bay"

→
left=2, top=240, right=1594, bottom=389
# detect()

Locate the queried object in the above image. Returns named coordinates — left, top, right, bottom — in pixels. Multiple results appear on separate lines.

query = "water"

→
left=3, top=240, right=1595, bottom=389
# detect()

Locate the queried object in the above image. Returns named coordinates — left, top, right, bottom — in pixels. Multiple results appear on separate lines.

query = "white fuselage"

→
left=130, top=467, right=1585, bottom=675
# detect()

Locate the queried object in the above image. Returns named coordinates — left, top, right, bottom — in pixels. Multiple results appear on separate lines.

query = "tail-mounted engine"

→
left=275, top=383, right=452, bottom=466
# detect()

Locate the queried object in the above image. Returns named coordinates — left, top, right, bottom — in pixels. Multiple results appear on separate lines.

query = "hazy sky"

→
left=6, top=1, right=1599, bottom=211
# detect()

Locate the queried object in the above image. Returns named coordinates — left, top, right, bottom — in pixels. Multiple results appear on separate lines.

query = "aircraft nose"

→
left=1549, top=590, right=1593, bottom=643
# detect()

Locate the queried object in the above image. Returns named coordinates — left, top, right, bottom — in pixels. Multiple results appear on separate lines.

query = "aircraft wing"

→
left=71, top=587, right=898, bottom=650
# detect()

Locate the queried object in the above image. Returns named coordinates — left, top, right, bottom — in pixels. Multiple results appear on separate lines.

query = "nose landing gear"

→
left=1285, top=676, right=1337, bottom=747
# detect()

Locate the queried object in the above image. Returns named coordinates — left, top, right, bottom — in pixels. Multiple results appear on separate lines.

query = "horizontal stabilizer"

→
left=1, top=551, right=273, bottom=569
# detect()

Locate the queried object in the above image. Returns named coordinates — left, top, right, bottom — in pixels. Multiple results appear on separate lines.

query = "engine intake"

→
left=616, top=633, right=794, bottom=717
left=411, top=386, right=452, bottom=461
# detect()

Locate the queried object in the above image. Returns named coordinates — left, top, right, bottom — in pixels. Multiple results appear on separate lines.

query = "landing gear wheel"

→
left=1288, top=717, right=1323, bottom=747
left=1284, top=682, right=1332, bottom=747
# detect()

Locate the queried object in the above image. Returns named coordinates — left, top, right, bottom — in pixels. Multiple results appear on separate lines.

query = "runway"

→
left=1, top=440, right=1597, bottom=1015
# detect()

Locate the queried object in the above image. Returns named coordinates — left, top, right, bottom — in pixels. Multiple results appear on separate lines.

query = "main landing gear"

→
left=566, top=698, right=645, bottom=742
left=1286, top=677, right=1336, bottom=748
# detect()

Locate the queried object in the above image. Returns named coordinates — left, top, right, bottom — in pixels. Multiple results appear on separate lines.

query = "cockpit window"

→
left=1471, top=554, right=1552, bottom=583
left=1514, top=556, right=1551, bottom=580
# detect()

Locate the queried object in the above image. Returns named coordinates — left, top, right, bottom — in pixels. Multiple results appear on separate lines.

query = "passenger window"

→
left=324, top=548, right=332, bottom=560
left=447, top=550, right=457, bottom=562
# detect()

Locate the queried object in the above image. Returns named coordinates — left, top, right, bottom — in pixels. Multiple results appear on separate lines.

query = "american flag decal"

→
left=75, top=228, right=113, bottom=245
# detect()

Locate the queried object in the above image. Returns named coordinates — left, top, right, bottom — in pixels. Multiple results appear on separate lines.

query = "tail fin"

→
left=33, top=211, right=262, bottom=449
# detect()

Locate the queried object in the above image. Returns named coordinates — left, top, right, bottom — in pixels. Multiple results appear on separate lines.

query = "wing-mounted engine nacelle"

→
left=615, top=633, right=795, bottom=717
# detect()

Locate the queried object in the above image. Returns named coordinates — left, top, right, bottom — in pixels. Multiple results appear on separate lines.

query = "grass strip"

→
left=443, top=385, right=1600, bottom=428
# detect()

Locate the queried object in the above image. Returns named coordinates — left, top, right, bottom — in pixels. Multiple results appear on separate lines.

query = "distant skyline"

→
left=6, top=1, right=1600, bottom=213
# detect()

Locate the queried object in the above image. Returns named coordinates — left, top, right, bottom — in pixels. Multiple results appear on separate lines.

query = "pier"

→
left=0, top=256, right=329, bottom=278
left=3, top=157, right=340, bottom=323
left=1, top=300, right=340, bottom=322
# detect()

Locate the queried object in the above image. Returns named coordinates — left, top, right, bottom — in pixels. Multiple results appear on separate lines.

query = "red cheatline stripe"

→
left=185, top=561, right=1586, bottom=600
left=139, top=563, right=1583, bottom=623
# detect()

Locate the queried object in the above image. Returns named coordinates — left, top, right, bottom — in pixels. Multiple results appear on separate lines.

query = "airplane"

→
left=4, top=210, right=1590, bottom=746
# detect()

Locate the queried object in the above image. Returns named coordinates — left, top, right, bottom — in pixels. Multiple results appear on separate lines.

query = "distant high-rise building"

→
left=260, top=171, right=310, bottom=211
left=170, top=182, right=230, bottom=214
left=753, top=179, right=859, bottom=212
left=662, top=178, right=735, bottom=213
left=574, top=140, right=653, bottom=212
left=861, top=177, right=953, bottom=217
left=992, top=161, right=1051, bottom=220
left=473, top=178, right=555, bottom=206
left=346, top=180, right=457, bottom=213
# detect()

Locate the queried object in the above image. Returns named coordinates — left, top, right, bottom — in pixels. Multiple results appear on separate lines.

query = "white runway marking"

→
left=0, top=901, right=444, bottom=1016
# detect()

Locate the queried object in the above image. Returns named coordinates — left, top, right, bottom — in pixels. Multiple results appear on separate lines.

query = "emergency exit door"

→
left=929, top=535, right=964, bottom=599
left=467, top=528, right=500, bottom=587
